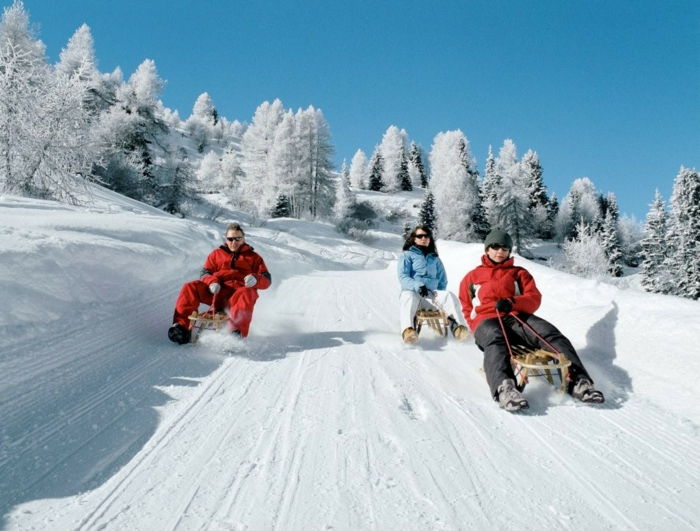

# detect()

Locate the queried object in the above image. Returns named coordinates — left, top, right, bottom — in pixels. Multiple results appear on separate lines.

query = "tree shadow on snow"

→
left=0, top=340, right=226, bottom=529
left=578, top=302, right=632, bottom=408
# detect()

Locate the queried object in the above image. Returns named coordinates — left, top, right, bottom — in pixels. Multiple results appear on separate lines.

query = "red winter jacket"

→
left=458, top=255, right=541, bottom=332
left=200, top=243, right=271, bottom=291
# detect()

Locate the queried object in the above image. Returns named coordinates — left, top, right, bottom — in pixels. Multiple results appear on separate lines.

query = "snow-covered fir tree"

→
left=379, top=125, right=408, bottom=192
left=240, top=98, right=285, bottom=210
left=481, top=146, right=500, bottom=228
left=563, top=220, right=609, bottom=279
left=640, top=190, right=669, bottom=293
left=185, top=92, right=219, bottom=153
left=0, top=1, right=96, bottom=203
left=349, top=149, right=368, bottom=189
left=408, top=142, right=428, bottom=188
left=271, top=194, right=291, bottom=218
left=556, top=177, right=601, bottom=241
left=266, top=110, right=298, bottom=216
left=219, top=145, right=243, bottom=196
left=521, top=149, right=552, bottom=239
left=428, top=130, right=485, bottom=242
left=418, top=189, right=437, bottom=235
left=601, top=208, right=623, bottom=277
left=94, top=59, right=172, bottom=206
left=665, top=167, right=700, bottom=300
left=489, top=139, right=533, bottom=251
left=398, top=151, right=412, bottom=191
left=367, top=149, right=384, bottom=191
left=333, top=161, right=355, bottom=222
left=294, top=105, right=335, bottom=219
left=195, top=151, right=221, bottom=193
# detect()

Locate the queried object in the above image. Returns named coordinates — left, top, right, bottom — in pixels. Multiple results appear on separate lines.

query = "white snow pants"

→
left=399, top=289, right=467, bottom=332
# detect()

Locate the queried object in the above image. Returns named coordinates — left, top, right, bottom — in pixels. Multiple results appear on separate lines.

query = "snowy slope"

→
left=1, top=189, right=699, bottom=530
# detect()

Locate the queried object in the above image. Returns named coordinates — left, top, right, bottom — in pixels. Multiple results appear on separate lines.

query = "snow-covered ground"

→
left=1, top=187, right=699, bottom=530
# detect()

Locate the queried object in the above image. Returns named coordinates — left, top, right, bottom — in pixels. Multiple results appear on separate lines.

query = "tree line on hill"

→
left=0, top=1, right=697, bottom=299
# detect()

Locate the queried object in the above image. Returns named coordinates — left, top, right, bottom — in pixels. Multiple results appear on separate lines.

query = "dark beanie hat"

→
left=484, top=229, right=513, bottom=251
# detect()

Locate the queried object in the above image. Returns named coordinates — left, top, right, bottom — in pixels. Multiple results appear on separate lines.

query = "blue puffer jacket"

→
left=397, top=246, right=448, bottom=292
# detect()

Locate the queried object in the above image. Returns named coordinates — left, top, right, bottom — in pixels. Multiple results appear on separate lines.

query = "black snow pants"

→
left=474, top=313, right=592, bottom=399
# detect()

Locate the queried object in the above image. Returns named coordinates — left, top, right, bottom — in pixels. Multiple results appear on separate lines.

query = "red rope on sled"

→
left=510, top=313, right=564, bottom=361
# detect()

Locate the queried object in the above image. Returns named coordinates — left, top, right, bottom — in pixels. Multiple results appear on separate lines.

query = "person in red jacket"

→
left=459, top=229, right=604, bottom=412
left=168, top=222, right=271, bottom=344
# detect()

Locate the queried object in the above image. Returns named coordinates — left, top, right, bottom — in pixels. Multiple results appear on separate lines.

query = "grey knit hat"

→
left=484, top=229, right=513, bottom=251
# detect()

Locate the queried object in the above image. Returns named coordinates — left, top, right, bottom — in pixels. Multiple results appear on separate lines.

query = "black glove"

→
left=495, top=298, right=513, bottom=314
left=418, top=286, right=429, bottom=297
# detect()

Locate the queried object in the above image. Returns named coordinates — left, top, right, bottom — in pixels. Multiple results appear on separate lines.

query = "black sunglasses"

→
left=226, top=236, right=244, bottom=242
left=415, top=233, right=430, bottom=239
left=489, top=244, right=510, bottom=251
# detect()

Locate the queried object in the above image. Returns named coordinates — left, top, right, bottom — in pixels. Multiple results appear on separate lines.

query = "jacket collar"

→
left=481, top=254, right=514, bottom=268
left=219, top=242, right=253, bottom=255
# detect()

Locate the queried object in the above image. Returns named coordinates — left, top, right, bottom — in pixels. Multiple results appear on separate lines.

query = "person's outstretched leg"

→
left=227, top=287, right=259, bottom=337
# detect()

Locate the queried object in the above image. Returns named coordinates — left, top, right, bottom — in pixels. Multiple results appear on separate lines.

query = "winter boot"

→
left=448, top=316, right=469, bottom=341
left=570, top=377, right=605, bottom=404
left=402, top=327, right=418, bottom=344
left=497, top=379, right=529, bottom=412
left=168, top=323, right=191, bottom=345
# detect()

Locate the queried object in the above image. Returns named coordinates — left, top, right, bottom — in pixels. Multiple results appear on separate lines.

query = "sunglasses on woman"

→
left=226, top=236, right=244, bottom=242
left=415, top=233, right=430, bottom=239
left=489, top=244, right=510, bottom=251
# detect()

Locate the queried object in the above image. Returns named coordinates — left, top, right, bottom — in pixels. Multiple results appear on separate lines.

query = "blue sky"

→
left=19, top=0, right=699, bottom=219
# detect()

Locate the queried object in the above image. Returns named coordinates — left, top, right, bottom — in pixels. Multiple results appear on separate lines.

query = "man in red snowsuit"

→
left=459, top=229, right=604, bottom=412
left=168, top=222, right=271, bottom=344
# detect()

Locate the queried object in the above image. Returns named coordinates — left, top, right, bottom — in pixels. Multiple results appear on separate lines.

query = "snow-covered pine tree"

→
left=240, top=98, right=285, bottom=210
left=418, top=189, right=437, bottom=235
left=94, top=59, right=170, bottom=205
left=294, top=105, right=335, bottom=219
left=267, top=110, right=298, bottom=217
left=55, top=24, right=111, bottom=116
left=408, top=142, right=428, bottom=188
left=563, top=220, right=609, bottom=278
left=0, top=1, right=96, bottom=203
left=665, top=167, right=700, bottom=299
left=379, top=125, right=408, bottom=192
left=601, top=208, right=623, bottom=277
left=271, top=194, right=291, bottom=218
left=556, top=177, right=601, bottom=241
left=428, top=130, right=484, bottom=241
left=490, top=139, right=534, bottom=251
left=482, top=145, right=501, bottom=229
left=349, top=149, right=368, bottom=189
left=185, top=92, right=218, bottom=153
left=521, top=149, right=551, bottom=239
left=333, top=160, right=355, bottom=222
left=640, top=190, right=669, bottom=293
left=398, top=150, right=412, bottom=191
left=195, top=151, right=221, bottom=193
left=368, top=149, right=384, bottom=191
left=220, top=144, right=243, bottom=197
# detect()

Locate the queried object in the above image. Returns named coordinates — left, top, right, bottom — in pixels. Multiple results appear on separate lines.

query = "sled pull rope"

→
left=496, top=311, right=516, bottom=361
left=510, top=313, right=564, bottom=361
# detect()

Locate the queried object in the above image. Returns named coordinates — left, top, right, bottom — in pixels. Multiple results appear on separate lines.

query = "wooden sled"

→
left=510, top=345, right=571, bottom=392
left=415, top=308, right=449, bottom=338
left=188, top=309, right=228, bottom=343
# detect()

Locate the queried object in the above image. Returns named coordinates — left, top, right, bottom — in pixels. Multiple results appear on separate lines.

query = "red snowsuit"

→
left=459, top=255, right=591, bottom=398
left=172, top=243, right=271, bottom=337
left=458, top=255, right=541, bottom=332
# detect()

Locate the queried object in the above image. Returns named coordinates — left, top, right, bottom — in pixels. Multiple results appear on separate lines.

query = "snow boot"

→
left=168, top=323, right=191, bottom=345
left=402, top=327, right=418, bottom=344
left=447, top=316, right=469, bottom=341
left=570, top=377, right=605, bottom=404
left=497, top=379, right=529, bottom=412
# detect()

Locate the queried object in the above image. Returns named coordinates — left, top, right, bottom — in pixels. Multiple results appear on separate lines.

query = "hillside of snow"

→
left=1, top=187, right=699, bottom=530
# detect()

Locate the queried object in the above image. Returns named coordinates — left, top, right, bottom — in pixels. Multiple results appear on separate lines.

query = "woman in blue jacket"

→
left=397, top=225, right=469, bottom=343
